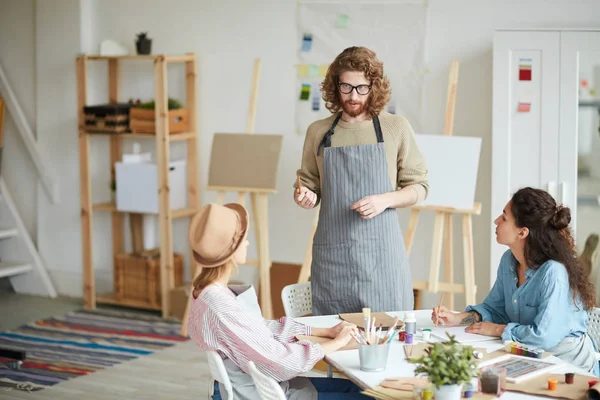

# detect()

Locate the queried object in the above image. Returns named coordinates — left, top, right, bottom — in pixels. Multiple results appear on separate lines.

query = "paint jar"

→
left=534, top=349, right=543, bottom=359
left=510, top=342, right=518, bottom=354
left=548, top=378, right=558, bottom=391
left=522, top=346, right=531, bottom=357
left=399, top=331, right=407, bottom=342
left=405, top=333, right=414, bottom=344
left=421, top=387, right=433, bottom=400
left=515, top=345, right=523, bottom=356
left=463, top=386, right=474, bottom=398
left=422, top=329, right=431, bottom=341
left=358, top=343, right=391, bottom=372
left=405, top=311, right=417, bottom=335
left=565, top=373, right=574, bottom=384
left=470, top=376, right=479, bottom=393
left=480, top=367, right=506, bottom=395
left=412, top=385, right=423, bottom=400
left=504, top=341, right=513, bottom=353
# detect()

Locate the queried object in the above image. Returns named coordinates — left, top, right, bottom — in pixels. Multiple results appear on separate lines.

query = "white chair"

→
left=206, top=350, right=233, bottom=400
left=247, top=360, right=287, bottom=400
left=588, top=308, right=600, bottom=361
left=281, top=282, right=312, bottom=318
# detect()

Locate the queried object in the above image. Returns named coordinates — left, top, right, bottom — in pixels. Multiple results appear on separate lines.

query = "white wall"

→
left=21, top=0, right=600, bottom=308
left=0, top=0, right=38, bottom=239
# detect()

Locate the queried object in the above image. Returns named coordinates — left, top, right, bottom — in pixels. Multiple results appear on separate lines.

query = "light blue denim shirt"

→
left=466, top=249, right=589, bottom=351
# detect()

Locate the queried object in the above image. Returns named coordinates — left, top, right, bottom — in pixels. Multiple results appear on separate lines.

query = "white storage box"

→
left=115, top=159, right=187, bottom=214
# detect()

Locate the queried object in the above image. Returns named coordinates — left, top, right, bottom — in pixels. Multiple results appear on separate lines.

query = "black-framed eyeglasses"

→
left=338, top=82, right=372, bottom=95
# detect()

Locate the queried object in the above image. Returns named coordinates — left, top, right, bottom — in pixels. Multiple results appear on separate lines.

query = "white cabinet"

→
left=491, top=29, right=600, bottom=285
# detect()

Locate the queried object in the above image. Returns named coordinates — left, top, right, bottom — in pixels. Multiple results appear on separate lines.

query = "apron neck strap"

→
left=318, top=113, right=342, bottom=155
left=373, top=115, right=384, bottom=143
left=317, top=113, right=384, bottom=155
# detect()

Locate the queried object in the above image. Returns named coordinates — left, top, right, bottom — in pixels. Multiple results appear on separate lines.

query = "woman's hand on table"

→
left=326, top=321, right=356, bottom=339
left=431, top=306, right=462, bottom=326
left=465, top=322, right=505, bottom=337
left=319, top=325, right=360, bottom=355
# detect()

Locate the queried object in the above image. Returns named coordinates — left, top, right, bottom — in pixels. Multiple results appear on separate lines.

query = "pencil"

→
left=435, top=293, right=445, bottom=327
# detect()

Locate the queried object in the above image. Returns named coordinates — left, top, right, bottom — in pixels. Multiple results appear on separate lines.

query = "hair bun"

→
left=551, top=206, right=571, bottom=230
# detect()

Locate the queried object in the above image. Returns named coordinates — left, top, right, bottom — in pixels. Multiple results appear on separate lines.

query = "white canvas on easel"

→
left=415, top=134, right=482, bottom=210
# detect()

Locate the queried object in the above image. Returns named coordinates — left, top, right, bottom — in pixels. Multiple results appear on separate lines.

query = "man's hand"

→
left=295, top=187, right=317, bottom=209
left=350, top=194, right=389, bottom=219
left=326, top=321, right=356, bottom=339
left=465, top=322, right=505, bottom=337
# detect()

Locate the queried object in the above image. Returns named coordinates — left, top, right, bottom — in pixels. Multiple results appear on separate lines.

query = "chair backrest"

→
left=281, top=282, right=312, bottom=318
left=589, top=308, right=600, bottom=350
left=247, top=361, right=287, bottom=400
left=206, top=350, right=233, bottom=400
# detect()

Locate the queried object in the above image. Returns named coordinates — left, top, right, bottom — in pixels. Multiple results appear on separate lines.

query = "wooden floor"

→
left=2, top=340, right=212, bottom=400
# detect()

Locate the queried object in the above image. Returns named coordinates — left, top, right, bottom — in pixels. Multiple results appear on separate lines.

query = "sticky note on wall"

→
left=297, top=64, right=308, bottom=78
left=308, top=64, right=320, bottom=78
left=336, top=14, right=350, bottom=28
left=519, top=58, right=532, bottom=81
left=301, top=34, right=313, bottom=52
left=319, top=65, right=329, bottom=77
left=300, top=83, right=311, bottom=100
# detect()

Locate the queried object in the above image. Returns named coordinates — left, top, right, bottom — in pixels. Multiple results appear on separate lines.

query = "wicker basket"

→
left=115, top=249, right=184, bottom=308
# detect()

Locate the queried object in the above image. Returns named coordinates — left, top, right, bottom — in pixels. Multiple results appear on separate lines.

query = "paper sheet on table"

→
left=429, top=325, right=499, bottom=342
left=295, top=335, right=358, bottom=351
left=339, top=312, right=401, bottom=329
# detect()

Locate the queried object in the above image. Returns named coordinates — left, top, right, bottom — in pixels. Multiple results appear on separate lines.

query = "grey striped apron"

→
left=311, top=114, right=413, bottom=316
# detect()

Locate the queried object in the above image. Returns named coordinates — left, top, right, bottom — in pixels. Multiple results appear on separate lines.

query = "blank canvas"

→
left=208, top=133, right=283, bottom=190
left=415, top=134, right=482, bottom=209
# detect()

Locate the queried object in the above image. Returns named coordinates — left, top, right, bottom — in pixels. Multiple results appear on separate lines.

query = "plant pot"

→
left=434, top=384, right=463, bottom=400
left=136, top=39, right=152, bottom=55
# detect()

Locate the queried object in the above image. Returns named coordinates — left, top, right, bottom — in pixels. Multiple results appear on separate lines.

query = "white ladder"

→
left=0, top=177, right=56, bottom=297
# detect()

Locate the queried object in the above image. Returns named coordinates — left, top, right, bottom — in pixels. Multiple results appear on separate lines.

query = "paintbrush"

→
left=297, top=175, right=302, bottom=194
left=435, top=293, right=445, bottom=327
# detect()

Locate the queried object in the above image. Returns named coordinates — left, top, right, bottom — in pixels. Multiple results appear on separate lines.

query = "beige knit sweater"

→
left=295, top=112, right=429, bottom=205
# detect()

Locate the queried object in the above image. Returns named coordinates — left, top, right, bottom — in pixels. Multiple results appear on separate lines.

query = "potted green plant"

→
left=135, top=32, right=152, bottom=55
left=409, top=334, right=479, bottom=400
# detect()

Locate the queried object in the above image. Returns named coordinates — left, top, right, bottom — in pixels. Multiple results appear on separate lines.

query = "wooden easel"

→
left=180, top=59, right=274, bottom=336
left=405, top=60, right=479, bottom=310
left=297, top=61, right=479, bottom=310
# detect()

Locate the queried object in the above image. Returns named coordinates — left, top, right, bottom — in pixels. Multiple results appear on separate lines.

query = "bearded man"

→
left=294, top=46, right=429, bottom=315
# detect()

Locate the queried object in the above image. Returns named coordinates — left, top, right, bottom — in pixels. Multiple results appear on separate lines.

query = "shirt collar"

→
left=508, top=253, right=537, bottom=278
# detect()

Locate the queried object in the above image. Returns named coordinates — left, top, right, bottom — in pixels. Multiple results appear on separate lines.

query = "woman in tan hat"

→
left=187, top=203, right=370, bottom=400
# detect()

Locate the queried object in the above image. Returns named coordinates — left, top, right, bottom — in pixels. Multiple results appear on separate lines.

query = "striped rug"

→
left=0, top=309, right=188, bottom=392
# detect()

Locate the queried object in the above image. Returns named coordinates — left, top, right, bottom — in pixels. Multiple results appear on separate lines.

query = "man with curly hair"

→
left=294, top=46, right=429, bottom=315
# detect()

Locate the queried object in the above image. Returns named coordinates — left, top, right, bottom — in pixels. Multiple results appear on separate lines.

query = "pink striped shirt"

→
left=188, top=284, right=325, bottom=381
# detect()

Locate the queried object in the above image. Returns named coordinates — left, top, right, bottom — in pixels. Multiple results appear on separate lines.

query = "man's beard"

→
left=342, top=99, right=368, bottom=117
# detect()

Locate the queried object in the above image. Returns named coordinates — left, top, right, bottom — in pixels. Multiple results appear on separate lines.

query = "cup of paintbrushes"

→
left=358, top=341, right=391, bottom=372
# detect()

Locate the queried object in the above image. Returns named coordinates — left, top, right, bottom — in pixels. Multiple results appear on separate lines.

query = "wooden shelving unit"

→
left=76, top=53, right=200, bottom=318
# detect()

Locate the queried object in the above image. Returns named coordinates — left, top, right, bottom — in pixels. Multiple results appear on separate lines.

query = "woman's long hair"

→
left=511, top=187, right=595, bottom=310
left=321, top=46, right=391, bottom=116
left=192, top=260, right=237, bottom=297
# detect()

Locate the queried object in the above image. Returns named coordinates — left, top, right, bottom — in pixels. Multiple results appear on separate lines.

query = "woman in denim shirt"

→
left=432, top=187, right=598, bottom=375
